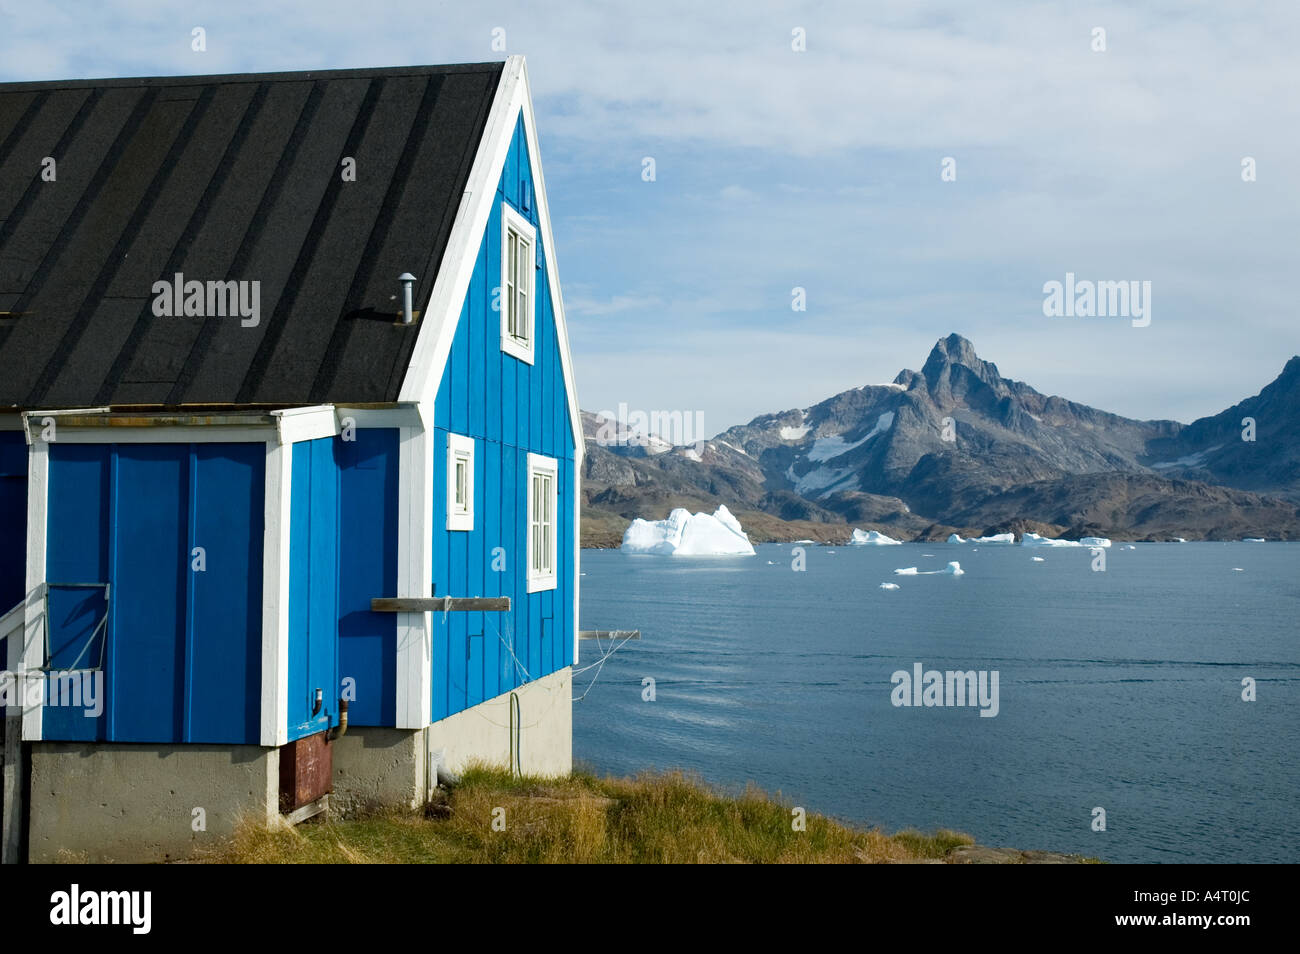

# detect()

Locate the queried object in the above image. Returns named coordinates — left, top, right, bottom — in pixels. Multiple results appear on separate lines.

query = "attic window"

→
left=501, top=202, right=536, bottom=364
left=447, top=433, right=475, bottom=532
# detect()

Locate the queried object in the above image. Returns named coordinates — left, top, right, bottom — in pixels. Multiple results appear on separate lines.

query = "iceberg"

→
left=850, top=529, right=902, bottom=545
left=879, top=582, right=900, bottom=590
left=894, top=561, right=963, bottom=576
left=1021, top=532, right=1111, bottom=548
left=621, top=505, right=756, bottom=556
left=1031, top=556, right=1045, bottom=562
left=950, top=532, right=1014, bottom=544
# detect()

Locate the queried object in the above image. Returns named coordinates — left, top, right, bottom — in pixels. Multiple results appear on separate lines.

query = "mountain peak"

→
left=927, top=333, right=981, bottom=366
left=920, top=334, right=1003, bottom=394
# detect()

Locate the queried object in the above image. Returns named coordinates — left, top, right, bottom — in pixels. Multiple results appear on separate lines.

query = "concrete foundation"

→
left=22, top=667, right=573, bottom=860
left=329, top=726, right=427, bottom=815
left=331, top=667, right=573, bottom=814
left=426, top=666, right=572, bottom=778
left=27, top=742, right=278, bottom=863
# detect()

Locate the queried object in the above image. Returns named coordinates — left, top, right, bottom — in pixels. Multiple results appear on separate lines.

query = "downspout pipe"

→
left=329, top=698, right=349, bottom=741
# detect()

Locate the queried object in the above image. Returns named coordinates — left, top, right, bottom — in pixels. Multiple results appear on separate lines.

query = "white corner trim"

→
left=446, top=432, right=475, bottom=532
left=573, top=457, right=581, bottom=667
left=398, top=55, right=583, bottom=464
left=500, top=201, right=537, bottom=365
left=21, top=441, right=48, bottom=741
left=273, top=405, right=339, bottom=445
left=260, top=439, right=291, bottom=746
left=526, top=452, right=559, bottom=594
left=395, top=424, right=433, bottom=728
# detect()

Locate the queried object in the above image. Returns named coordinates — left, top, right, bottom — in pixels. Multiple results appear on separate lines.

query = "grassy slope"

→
left=210, top=766, right=981, bottom=864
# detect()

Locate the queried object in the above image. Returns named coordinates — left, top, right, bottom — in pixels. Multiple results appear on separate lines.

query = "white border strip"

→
left=21, top=441, right=48, bottom=741
left=395, top=425, right=433, bottom=728
left=260, top=440, right=291, bottom=746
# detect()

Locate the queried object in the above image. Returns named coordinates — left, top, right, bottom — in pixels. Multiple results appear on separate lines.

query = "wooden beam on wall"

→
left=372, top=597, right=511, bottom=613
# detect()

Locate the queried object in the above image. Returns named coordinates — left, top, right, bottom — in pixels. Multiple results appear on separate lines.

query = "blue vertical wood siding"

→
left=0, top=432, right=26, bottom=616
left=431, top=115, right=576, bottom=721
left=336, top=428, right=399, bottom=726
left=288, top=438, right=339, bottom=741
left=43, top=441, right=263, bottom=743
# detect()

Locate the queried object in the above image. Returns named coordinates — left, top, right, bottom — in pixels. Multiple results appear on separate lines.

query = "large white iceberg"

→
left=850, top=529, right=902, bottom=545
left=1021, top=532, right=1111, bottom=548
left=621, top=505, right=756, bottom=556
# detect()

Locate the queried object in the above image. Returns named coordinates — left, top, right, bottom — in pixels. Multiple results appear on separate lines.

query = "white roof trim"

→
left=399, top=55, right=583, bottom=465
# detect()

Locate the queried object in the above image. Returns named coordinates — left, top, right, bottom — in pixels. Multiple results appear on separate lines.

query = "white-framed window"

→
left=526, top=452, right=558, bottom=592
left=500, top=202, right=536, bottom=364
left=446, top=433, right=475, bottom=531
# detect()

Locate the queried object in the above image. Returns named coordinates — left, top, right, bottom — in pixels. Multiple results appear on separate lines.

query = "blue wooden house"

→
left=0, top=56, right=581, bottom=862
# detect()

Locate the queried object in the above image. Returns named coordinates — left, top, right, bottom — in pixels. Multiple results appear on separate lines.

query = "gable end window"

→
left=501, top=202, right=537, bottom=364
left=526, top=453, right=558, bottom=592
left=447, top=433, right=475, bottom=531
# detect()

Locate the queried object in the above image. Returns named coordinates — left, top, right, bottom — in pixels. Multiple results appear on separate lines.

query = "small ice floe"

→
left=766, top=560, right=776, bottom=565
left=850, top=529, right=902, bottom=545
left=894, top=561, right=963, bottom=576
left=1174, top=537, right=1187, bottom=543
left=1243, top=538, right=1266, bottom=543
left=949, top=532, right=1014, bottom=544
left=1123, top=545, right=1136, bottom=550
left=1233, top=567, right=1245, bottom=572
left=792, top=538, right=815, bottom=544
left=922, top=553, right=934, bottom=557
left=879, top=582, right=900, bottom=590
left=1031, top=556, right=1045, bottom=562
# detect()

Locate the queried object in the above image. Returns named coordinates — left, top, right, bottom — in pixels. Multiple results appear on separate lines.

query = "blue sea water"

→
left=572, top=542, right=1300, bottom=863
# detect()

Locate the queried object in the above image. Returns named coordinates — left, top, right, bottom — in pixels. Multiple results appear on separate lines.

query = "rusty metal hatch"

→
left=279, top=731, right=332, bottom=813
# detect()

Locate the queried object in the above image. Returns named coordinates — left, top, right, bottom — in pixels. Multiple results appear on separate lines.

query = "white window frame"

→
left=526, top=452, right=558, bottom=593
left=446, top=433, right=475, bottom=532
left=500, top=202, right=537, bottom=365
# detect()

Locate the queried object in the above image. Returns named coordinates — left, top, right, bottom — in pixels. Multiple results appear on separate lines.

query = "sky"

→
left=2, top=0, right=1297, bottom=437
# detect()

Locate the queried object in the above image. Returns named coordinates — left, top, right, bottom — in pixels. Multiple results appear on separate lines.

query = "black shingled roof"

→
left=0, top=62, right=504, bottom=410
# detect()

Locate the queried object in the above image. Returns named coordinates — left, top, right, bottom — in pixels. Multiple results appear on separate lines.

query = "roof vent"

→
left=398, top=272, right=418, bottom=324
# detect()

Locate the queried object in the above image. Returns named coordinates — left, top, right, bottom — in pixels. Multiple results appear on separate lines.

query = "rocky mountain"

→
left=581, top=334, right=1300, bottom=545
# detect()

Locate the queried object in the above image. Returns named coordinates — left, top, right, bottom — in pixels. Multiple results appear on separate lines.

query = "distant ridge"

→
left=581, top=335, right=1300, bottom=545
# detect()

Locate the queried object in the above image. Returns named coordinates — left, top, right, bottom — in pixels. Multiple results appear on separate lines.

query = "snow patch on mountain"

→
left=806, top=412, right=895, bottom=462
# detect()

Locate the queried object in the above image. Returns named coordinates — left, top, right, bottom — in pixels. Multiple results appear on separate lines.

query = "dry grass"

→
left=207, top=765, right=975, bottom=864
